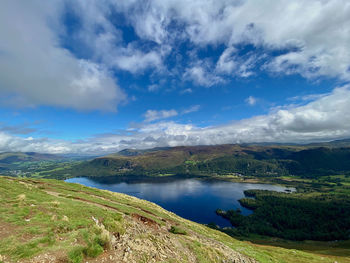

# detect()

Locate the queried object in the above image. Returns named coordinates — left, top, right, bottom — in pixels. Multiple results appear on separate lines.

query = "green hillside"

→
left=0, top=152, right=74, bottom=178
left=0, top=152, right=61, bottom=164
left=44, top=144, right=350, bottom=179
left=0, top=176, right=349, bottom=263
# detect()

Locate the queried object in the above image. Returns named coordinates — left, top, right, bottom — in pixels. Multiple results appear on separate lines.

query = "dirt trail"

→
left=44, top=189, right=257, bottom=262
left=5, top=179, right=258, bottom=263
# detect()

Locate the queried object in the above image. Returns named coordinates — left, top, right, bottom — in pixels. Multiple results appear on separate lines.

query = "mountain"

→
left=0, top=152, right=62, bottom=164
left=306, top=138, right=350, bottom=147
left=51, top=142, right=350, bottom=179
left=115, top=147, right=172, bottom=157
left=0, top=152, right=65, bottom=174
left=0, top=176, right=345, bottom=263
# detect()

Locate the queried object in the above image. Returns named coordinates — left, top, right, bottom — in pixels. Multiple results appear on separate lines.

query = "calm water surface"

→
left=66, top=176, right=294, bottom=227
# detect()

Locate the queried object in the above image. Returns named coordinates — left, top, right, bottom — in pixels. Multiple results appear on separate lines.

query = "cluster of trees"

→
left=159, top=157, right=285, bottom=177
left=159, top=147, right=350, bottom=178
left=216, top=190, right=350, bottom=241
left=39, top=145, right=350, bottom=179
left=127, top=147, right=350, bottom=178
left=286, top=147, right=350, bottom=178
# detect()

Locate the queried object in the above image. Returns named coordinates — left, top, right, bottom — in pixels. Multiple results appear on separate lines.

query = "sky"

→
left=1, top=0, right=350, bottom=155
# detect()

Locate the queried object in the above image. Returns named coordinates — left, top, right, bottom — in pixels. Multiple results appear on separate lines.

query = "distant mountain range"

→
left=0, top=152, right=65, bottom=173
left=0, top=152, right=62, bottom=164
left=305, top=138, right=350, bottom=147
left=3, top=138, right=350, bottom=179
left=38, top=138, right=350, bottom=179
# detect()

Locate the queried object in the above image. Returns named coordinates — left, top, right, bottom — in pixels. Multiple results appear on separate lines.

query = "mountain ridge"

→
left=51, top=142, right=350, bottom=179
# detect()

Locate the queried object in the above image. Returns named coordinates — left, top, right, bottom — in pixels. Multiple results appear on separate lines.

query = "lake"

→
left=65, top=176, right=294, bottom=227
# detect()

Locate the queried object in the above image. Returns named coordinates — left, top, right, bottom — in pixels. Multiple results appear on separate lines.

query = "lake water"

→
left=65, top=176, right=294, bottom=227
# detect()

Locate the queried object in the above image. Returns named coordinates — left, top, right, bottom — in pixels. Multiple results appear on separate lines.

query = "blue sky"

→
left=0, top=0, right=350, bottom=154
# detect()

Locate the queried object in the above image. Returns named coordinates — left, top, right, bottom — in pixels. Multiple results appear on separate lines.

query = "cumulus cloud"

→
left=3, top=0, right=349, bottom=103
left=1, top=85, right=350, bottom=155
left=1, top=1, right=350, bottom=155
left=63, top=1, right=168, bottom=75
left=107, top=45, right=164, bottom=74
left=108, top=0, right=350, bottom=81
left=0, top=1, right=126, bottom=111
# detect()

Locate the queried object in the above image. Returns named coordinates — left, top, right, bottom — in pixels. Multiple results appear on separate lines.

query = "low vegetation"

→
left=169, top=225, right=187, bottom=235
left=2, top=141, right=350, bottom=262
left=217, top=188, right=350, bottom=241
left=28, top=143, right=350, bottom=180
left=1, top=176, right=349, bottom=262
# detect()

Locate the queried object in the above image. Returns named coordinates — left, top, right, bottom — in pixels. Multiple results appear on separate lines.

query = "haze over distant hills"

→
left=28, top=138, right=349, bottom=179
left=0, top=152, right=62, bottom=164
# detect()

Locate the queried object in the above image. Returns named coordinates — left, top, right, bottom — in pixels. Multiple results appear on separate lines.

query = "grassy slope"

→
left=0, top=176, right=349, bottom=263
left=53, top=144, right=301, bottom=178
left=104, top=144, right=302, bottom=169
left=49, top=143, right=350, bottom=180
left=0, top=152, right=60, bottom=163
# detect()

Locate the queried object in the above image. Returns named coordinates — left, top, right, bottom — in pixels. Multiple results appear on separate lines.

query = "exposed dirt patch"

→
left=19, top=250, right=67, bottom=263
left=0, top=221, right=20, bottom=240
left=131, top=213, right=159, bottom=229
left=81, top=214, right=258, bottom=263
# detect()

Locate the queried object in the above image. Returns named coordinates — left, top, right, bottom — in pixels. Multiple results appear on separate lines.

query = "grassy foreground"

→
left=0, top=176, right=349, bottom=263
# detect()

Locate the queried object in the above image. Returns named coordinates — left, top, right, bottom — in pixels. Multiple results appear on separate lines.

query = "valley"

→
left=1, top=141, right=350, bottom=262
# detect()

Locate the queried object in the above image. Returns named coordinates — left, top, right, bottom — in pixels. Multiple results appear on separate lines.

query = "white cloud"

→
left=3, top=0, right=348, bottom=99
left=180, top=88, right=193, bottom=94
left=64, top=0, right=169, bottom=75
left=288, top=93, right=330, bottom=102
left=1, top=85, right=350, bottom=155
left=182, top=105, right=201, bottom=114
left=184, top=64, right=223, bottom=87
left=143, top=105, right=200, bottom=123
left=109, top=45, right=164, bottom=74
left=144, top=109, right=178, bottom=122
left=0, top=0, right=126, bottom=111
left=215, top=46, right=258, bottom=77
left=148, top=84, right=160, bottom=92
left=1, top=1, right=350, bottom=155
left=245, top=96, right=257, bottom=106
left=108, top=0, right=350, bottom=81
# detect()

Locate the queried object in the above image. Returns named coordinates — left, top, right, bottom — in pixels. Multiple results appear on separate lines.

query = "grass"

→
left=0, top=177, right=125, bottom=262
left=169, top=225, right=187, bottom=235
left=0, top=176, right=349, bottom=263
left=243, top=236, right=350, bottom=258
left=68, top=246, right=84, bottom=263
left=183, top=240, right=223, bottom=263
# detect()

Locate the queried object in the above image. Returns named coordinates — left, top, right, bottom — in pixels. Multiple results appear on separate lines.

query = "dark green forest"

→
left=216, top=189, right=350, bottom=241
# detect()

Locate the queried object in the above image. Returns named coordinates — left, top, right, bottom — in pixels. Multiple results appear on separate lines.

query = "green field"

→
left=1, top=176, right=349, bottom=263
